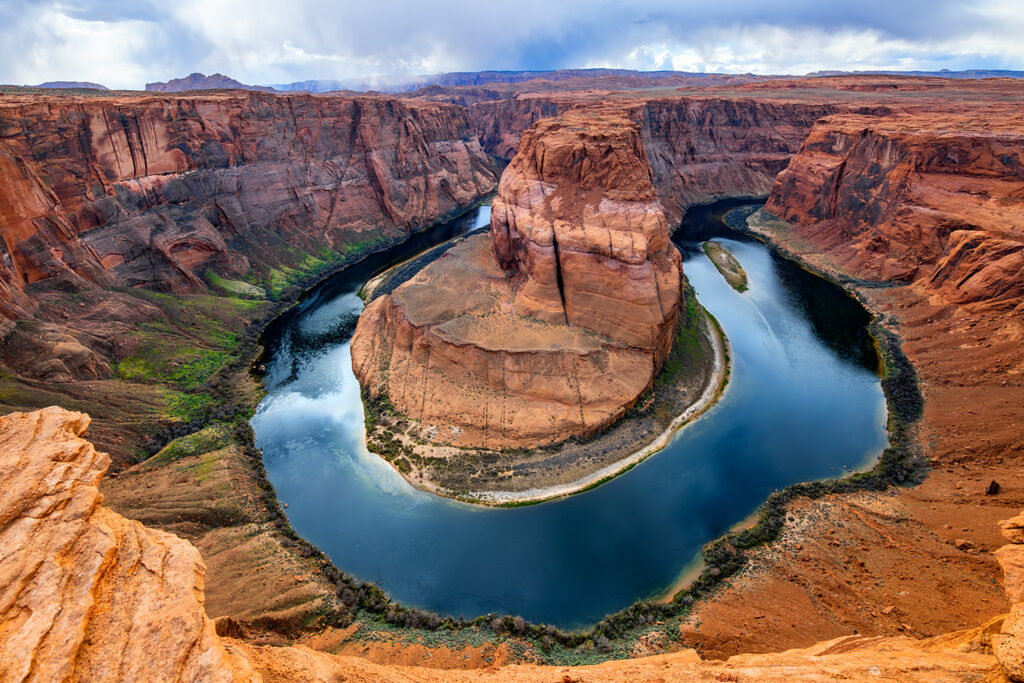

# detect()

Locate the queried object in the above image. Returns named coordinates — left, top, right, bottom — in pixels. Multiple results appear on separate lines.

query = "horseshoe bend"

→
left=2, top=29, right=1024, bottom=683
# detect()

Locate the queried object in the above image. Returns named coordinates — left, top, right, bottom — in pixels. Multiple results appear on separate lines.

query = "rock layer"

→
left=765, top=111, right=1024, bottom=293
left=0, top=407, right=257, bottom=682
left=0, top=91, right=497, bottom=316
left=352, top=111, right=685, bottom=448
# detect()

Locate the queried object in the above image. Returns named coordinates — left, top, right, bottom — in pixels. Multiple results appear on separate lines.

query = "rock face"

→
left=994, top=515, right=1024, bottom=681
left=471, top=95, right=836, bottom=226
left=636, top=98, right=839, bottom=226
left=352, top=111, right=684, bottom=448
left=489, top=111, right=682, bottom=348
left=765, top=111, right=1024, bottom=295
left=0, top=92, right=496, bottom=308
left=0, top=407, right=257, bottom=682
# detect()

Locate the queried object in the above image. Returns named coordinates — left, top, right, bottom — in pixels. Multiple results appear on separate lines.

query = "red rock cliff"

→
left=0, top=92, right=498, bottom=313
left=765, top=111, right=1024, bottom=298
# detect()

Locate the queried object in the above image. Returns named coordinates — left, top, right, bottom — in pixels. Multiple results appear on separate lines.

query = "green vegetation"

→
left=703, top=241, right=749, bottom=292
left=655, top=283, right=705, bottom=388
left=251, top=234, right=394, bottom=299
left=204, top=270, right=267, bottom=299
left=144, top=424, right=231, bottom=468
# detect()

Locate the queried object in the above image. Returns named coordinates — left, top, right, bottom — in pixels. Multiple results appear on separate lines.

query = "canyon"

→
left=0, top=74, right=1023, bottom=678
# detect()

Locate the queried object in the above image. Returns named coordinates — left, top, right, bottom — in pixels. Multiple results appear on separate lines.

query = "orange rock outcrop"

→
left=0, top=407, right=258, bottom=682
left=351, top=111, right=684, bottom=448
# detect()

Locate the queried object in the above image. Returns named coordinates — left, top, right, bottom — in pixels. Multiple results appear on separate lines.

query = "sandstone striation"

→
left=0, top=92, right=496, bottom=306
left=0, top=407, right=257, bottom=682
left=0, top=91, right=497, bottom=387
left=352, top=111, right=686, bottom=451
left=765, top=111, right=1024, bottom=292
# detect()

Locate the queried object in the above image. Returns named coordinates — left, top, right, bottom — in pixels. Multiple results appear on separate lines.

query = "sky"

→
left=0, top=0, right=1022, bottom=89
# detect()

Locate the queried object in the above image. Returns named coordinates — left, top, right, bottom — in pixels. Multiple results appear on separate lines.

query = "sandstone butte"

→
left=351, top=111, right=686, bottom=449
left=5, top=404, right=1024, bottom=682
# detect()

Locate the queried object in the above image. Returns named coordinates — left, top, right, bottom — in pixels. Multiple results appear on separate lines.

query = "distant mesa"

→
left=144, top=72, right=276, bottom=93
left=32, top=81, right=108, bottom=90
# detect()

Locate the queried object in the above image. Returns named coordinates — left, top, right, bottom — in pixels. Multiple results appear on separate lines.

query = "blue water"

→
left=251, top=201, right=888, bottom=629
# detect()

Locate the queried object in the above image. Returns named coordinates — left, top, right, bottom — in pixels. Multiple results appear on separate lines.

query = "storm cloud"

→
left=1, top=0, right=1021, bottom=89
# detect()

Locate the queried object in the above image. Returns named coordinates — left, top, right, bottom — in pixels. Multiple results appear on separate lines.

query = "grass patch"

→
left=164, top=390, right=218, bottom=422
left=144, top=423, right=231, bottom=467
left=205, top=270, right=267, bottom=299
left=655, top=284, right=704, bottom=387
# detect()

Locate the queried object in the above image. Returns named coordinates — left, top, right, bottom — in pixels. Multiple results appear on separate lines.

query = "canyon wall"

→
left=766, top=111, right=1024, bottom=292
left=351, top=111, right=685, bottom=449
left=471, top=95, right=837, bottom=226
left=0, top=92, right=498, bottom=319
left=636, top=98, right=839, bottom=225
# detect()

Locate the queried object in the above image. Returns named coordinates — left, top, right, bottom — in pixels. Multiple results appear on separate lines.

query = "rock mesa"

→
left=352, top=111, right=683, bottom=448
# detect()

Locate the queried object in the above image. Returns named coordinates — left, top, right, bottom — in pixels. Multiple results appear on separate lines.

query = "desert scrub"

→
left=703, top=241, right=748, bottom=292
left=144, top=423, right=231, bottom=468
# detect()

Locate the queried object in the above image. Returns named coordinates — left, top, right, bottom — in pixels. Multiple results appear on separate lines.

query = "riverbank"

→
left=98, top=198, right=502, bottom=636
left=463, top=311, right=729, bottom=505
left=356, top=271, right=725, bottom=505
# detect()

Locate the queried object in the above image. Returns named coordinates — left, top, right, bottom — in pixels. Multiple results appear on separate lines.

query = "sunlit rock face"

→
left=352, top=110, right=684, bottom=449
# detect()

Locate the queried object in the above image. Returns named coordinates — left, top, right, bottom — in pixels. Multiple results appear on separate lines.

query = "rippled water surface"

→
left=252, top=201, right=888, bottom=628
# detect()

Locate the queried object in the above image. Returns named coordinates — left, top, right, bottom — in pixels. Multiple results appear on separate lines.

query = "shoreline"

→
left=451, top=310, right=731, bottom=506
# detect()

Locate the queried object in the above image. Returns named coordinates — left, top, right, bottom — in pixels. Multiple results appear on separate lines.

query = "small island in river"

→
left=703, top=241, right=749, bottom=292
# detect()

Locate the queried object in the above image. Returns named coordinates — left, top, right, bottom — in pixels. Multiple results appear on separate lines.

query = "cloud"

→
left=0, top=0, right=1021, bottom=89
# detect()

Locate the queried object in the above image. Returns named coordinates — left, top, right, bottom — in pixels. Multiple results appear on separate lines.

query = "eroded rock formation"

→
left=0, top=407, right=258, bottom=682
left=352, top=111, right=685, bottom=448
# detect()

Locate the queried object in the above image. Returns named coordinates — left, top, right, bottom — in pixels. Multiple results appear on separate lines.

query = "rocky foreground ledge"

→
left=1, top=405, right=1020, bottom=681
